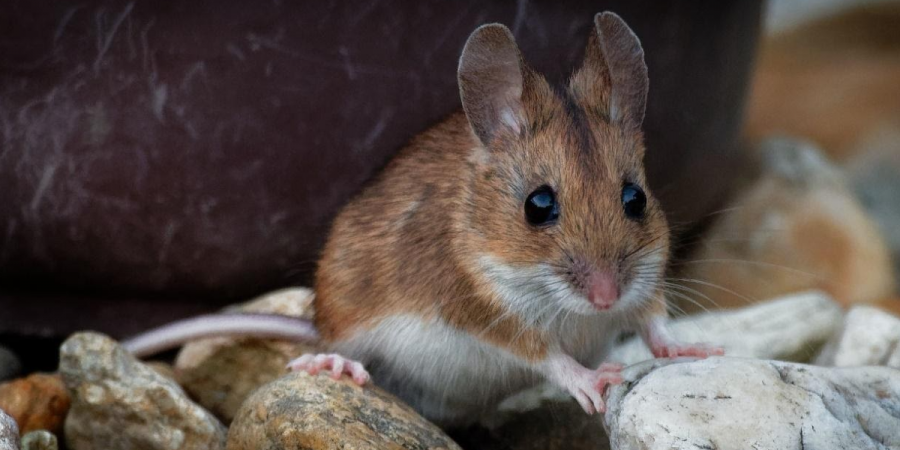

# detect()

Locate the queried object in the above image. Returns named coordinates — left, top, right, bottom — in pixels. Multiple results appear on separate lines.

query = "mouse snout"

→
left=586, top=270, right=619, bottom=310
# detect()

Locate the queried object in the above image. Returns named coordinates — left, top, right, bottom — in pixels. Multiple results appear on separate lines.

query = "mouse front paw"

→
left=563, top=363, right=623, bottom=415
left=286, top=353, right=370, bottom=385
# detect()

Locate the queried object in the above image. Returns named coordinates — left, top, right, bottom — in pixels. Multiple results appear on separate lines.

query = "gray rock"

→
left=604, top=357, right=900, bottom=450
left=59, top=332, right=226, bottom=450
left=20, top=431, right=57, bottom=450
left=0, top=407, right=18, bottom=450
left=816, top=305, right=900, bottom=368
left=610, top=291, right=843, bottom=365
left=0, top=347, right=21, bottom=382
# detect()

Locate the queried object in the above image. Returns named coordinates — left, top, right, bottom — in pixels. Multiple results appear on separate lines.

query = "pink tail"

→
left=122, top=313, right=319, bottom=358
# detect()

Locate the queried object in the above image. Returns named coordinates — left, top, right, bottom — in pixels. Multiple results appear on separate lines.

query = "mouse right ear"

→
left=458, top=24, right=527, bottom=146
left=574, top=12, right=648, bottom=129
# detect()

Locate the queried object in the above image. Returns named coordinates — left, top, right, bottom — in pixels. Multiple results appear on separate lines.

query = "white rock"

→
left=0, top=408, right=18, bottom=450
left=610, top=291, right=842, bottom=365
left=816, top=305, right=900, bottom=368
left=604, top=357, right=900, bottom=450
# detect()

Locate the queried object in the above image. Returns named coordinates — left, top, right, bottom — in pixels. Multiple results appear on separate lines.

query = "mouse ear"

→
left=577, top=12, right=648, bottom=128
left=458, top=24, right=527, bottom=145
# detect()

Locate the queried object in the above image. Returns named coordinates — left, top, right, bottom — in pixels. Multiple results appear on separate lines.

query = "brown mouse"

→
left=124, top=12, right=721, bottom=425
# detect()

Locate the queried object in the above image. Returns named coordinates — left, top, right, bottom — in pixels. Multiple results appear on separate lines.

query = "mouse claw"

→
left=287, top=353, right=371, bottom=385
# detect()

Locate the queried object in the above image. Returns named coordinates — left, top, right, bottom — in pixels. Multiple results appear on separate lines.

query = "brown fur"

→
left=314, top=17, right=669, bottom=362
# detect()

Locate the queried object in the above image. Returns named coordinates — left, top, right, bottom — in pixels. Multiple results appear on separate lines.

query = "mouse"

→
left=123, top=12, right=722, bottom=425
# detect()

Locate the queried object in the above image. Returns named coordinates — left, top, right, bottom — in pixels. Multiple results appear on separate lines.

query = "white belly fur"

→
left=330, top=313, right=626, bottom=424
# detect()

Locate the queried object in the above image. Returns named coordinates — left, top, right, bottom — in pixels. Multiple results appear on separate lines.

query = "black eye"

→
left=622, top=183, right=647, bottom=220
left=525, top=186, right=559, bottom=226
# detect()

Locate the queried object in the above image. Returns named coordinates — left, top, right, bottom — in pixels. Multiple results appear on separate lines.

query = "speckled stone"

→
left=20, top=430, right=57, bottom=450
left=0, top=407, right=19, bottom=450
left=227, top=372, right=461, bottom=450
left=60, top=332, right=226, bottom=450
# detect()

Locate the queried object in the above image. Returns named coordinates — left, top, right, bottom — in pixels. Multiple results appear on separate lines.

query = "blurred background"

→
left=0, top=0, right=897, bottom=375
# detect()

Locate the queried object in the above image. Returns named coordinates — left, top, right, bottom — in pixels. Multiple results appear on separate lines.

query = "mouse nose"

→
left=586, top=270, right=619, bottom=310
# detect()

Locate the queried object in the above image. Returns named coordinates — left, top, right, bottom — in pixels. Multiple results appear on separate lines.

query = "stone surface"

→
left=816, top=305, right=900, bottom=368
left=0, top=374, right=69, bottom=436
left=20, top=430, right=57, bottom=450
left=677, top=137, right=895, bottom=312
left=227, top=372, right=461, bottom=450
left=0, top=347, right=21, bottom=382
left=604, top=357, right=900, bottom=450
left=60, top=332, right=226, bottom=450
left=0, top=408, right=18, bottom=450
left=610, top=291, right=843, bottom=365
left=176, top=287, right=320, bottom=423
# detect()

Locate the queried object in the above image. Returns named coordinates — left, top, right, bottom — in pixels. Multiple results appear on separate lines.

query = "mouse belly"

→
left=328, top=314, right=618, bottom=424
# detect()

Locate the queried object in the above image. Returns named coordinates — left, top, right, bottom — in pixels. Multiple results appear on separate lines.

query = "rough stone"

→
left=0, top=347, right=21, bottom=382
left=20, top=430, right=57, bottom=450
left=816, top=305, right=900, bottom=368
left=227, top=372, right=461, bottom=450
left=0, top=374, right=69, bottom=436
left=604, top=357, right=900, bottom=450
left=610, top=291, right=843, bottom=365
left=60, top=332, right=226, bottom=450
left=175, top=287, right=320, bottom=423
left=0, top=407, right=18, bottom=450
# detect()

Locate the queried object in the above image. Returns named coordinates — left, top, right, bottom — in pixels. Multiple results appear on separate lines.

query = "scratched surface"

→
left=0, top=0, right=760, bottom=336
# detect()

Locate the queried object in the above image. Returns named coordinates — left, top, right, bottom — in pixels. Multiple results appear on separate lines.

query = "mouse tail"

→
left=122, top=313, right=320, bottom=358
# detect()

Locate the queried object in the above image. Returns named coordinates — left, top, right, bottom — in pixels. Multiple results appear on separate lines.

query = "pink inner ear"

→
left=587, top=270, right=619, bottom=309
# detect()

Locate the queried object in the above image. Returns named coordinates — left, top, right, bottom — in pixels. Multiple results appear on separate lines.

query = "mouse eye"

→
left=622, top=183, right=647, bottom=220
left=525, top=185, right=559, bottom=226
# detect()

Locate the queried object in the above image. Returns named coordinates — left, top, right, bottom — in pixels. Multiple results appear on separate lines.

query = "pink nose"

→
left=586, top=271, right=619, bottom=310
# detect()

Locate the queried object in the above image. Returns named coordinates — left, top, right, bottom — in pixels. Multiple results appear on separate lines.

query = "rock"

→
left=20, top=430, right=57, bottom=450
left=0, top=408, right=18, bottom=450
left=604, top=357, right=900, bottom=450
left=227, top=372, right=461, bottom=450
left=175, top=287, right=320, bottom=423
left=60, top=332, right=226, bottom=450
left=0, top=347, right=21, bottom=382
left=0, top=374, right=69, bottom=436
left=816, top=305, right=900, bottom=368
left=677, top=137, right=895, bottom=312
left=610, top=291, right=843, bottom=365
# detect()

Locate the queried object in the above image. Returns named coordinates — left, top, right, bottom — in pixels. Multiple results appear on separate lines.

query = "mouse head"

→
left=457, top=12, right=669, bottom=317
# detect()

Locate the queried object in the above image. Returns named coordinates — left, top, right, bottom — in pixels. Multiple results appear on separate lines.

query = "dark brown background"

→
left=0, top=0, right=761, bottom=339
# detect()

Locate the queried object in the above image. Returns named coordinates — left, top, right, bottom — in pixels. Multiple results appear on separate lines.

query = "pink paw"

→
left=286, top=353, right=370, bottom=385
left=652, top=343, right=724, bottom=359
left=566, top=363, right=623, bottom=415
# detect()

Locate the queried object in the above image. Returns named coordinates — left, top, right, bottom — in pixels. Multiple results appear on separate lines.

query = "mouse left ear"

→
left=574, top=12, right=648, bottom=128
left=458, top=24, right=528, bottom=146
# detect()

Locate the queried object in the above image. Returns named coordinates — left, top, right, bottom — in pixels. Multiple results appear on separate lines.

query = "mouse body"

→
left=124, top=12, right=721, bottom=426
left=291, top=12, right=720, bottom=424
